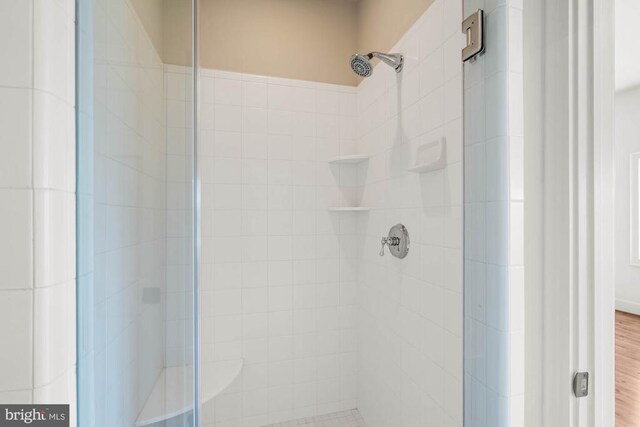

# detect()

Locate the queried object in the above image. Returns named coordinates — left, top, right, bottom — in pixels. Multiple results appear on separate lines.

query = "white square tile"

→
left=509, top=136, right=524, bottom=201
left=34, top=0, right=71, bottom=101
left=215, top=105, right=243, bottom=132
left=0, top=389, right=33, bottom=403
left=508, top=8, right=524, bottom=73
left=0, top=189, right=33, bottom=289
left=269, top=110, right=292, bottom=135
left=269, top=311, right=293, bottom=337
left=509, top=267, right=525, bottom=333
left=0, top=88, right=32, bottom=188
left=213, top=130, right=242, bottom=158
left=243, top=132, right=269, bottom=159
left=34, top=190, right=74, bottom=288
left=464, top=318, right=486, bottom=383
left=509, top=331, right=525, bottom=396
left=166, top=72, right=187, bottom=101
left=485, top=264, right=509, bottom=331
left=269, top=84, right=294, bottom=111
left=420, top=87, right=445, bottom=133
left=167, top=100, right=187, bottom=128
left=317, top=91, right=341, bottom=115
left=34, top=282, right=74, bottom=387
left=290, top=87, right=316, bottom=113
left=485, top=137, right=508, bottom=201
left=418, top=0, right=444, bottom=59
left=33, top=91, right=74, bottom=192
left=443, top=0, right=463, bottom=39
left=485, top=201, right=508, bottom=265
left=0, top=289, right=33, bottom=391
left=243, top=288, right=268, bottom=314
left=485, top=327, right=509, bottom=395
left=443, top=35, right=464, bottom=81
left=484, top=72, right=509, bottom=139
left=213, top=290, right=242, bottom=315
left=0, top=0, right=32, bottom=88
left=215, top=77, right=243, bottom=105
left=243, top=81, right=268, bottom=108
left=509, top=201, right=524, bottom=266
left=420, top=48, right=444, bottom=97
left=484, top=6, right=508, bottom=77
left=445, top=74, right=463, bottom=122
left=508, top=72, right=524, bottom=137
left=244, top=107, right=269, bottom=133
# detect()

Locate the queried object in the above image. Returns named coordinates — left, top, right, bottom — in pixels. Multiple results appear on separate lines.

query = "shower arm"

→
left=369, top=52, right=404, bottom=72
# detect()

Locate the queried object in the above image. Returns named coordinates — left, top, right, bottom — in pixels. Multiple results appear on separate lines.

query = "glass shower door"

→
left=76, top=0, right=198, bottom=425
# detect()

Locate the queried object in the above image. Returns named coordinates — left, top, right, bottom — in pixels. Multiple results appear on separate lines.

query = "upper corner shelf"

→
left=328, top=154, right=370, bottom=165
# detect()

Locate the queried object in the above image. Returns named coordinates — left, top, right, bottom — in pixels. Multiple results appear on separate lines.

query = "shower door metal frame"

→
left=192, top=0, right=202, bottom=425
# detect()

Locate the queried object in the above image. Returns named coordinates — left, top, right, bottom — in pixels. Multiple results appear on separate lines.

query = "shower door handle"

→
left=379, top=236, right=400, bottom=256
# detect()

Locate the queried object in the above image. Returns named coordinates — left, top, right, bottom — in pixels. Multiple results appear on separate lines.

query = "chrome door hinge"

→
left=462, top=9, right=485, bottom=62
left=573, top=372, right=589, bottom=398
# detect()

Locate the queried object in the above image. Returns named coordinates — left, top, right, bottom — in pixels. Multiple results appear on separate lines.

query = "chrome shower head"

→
left=350, top=54, right=374, bottom=77
left=349, top=52, right=404, bottom=77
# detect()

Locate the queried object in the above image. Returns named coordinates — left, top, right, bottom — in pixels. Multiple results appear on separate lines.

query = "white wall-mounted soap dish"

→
left=408, top=138, right=446, bottom=173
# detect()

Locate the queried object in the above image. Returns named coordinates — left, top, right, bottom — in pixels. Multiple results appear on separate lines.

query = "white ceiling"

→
left=616, top=0, right=640, bottom=91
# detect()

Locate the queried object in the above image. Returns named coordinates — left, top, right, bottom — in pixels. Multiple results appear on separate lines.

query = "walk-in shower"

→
left=75, top=0, right=479, bottom=426
left=349, top=52, right=404, bottom=77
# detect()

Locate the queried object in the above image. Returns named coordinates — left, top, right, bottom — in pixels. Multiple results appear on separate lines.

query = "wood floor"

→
left=616, top=310, right=640, bottom=426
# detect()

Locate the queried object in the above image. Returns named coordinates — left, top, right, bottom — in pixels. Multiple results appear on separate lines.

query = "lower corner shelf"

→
left=135, top=358, right=244, bottom=426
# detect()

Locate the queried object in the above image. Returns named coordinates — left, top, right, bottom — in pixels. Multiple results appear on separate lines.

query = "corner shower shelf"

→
left=328, top=154, right=370, bottom=165
left=327, top=207, right=370, bottom=212
left=135, top=359, right=244, bottom=426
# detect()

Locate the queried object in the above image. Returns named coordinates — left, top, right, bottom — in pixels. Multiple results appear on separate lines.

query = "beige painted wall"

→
left=131, top=0, right=165, bottom=56
left=162, top=0, right=193, bottom=67
left=201, top=0, right=358, bottom=85
left=161, top=0, right=359, bottom=85
left=133, top=0, right=435, bottom=86
left=356, top=0, right=435, bottom=54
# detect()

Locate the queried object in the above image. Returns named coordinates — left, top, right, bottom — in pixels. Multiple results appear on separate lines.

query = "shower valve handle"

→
left=379, top=236, right=400, bottom=256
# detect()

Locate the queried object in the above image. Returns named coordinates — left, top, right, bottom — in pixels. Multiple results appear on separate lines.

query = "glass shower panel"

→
left=196, top=1, right=464, bottom=426
left=76, top=0, right=197, bottom=426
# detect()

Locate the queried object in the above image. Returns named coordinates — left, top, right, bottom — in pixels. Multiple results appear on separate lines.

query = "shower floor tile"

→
left=262, top=409, right=367, bottom=427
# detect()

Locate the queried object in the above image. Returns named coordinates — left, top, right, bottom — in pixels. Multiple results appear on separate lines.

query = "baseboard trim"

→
left=616, top=299, right=640, bottom=316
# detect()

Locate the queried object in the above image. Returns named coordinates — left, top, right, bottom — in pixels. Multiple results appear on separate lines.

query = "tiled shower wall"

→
left=0, top=0, right=76, bottom=414
left=77, top=0, right=168, bottom=424
left=183, top=67, right=361, bottom=426
left=355, top=0, right=464, bottom=426
left=164, top=1, right=466, bottom=426
left=463, top=0, right=525, bottom=425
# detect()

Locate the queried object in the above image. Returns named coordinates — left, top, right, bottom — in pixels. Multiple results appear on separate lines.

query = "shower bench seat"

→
left=135, top=358, right=244, bottom=426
